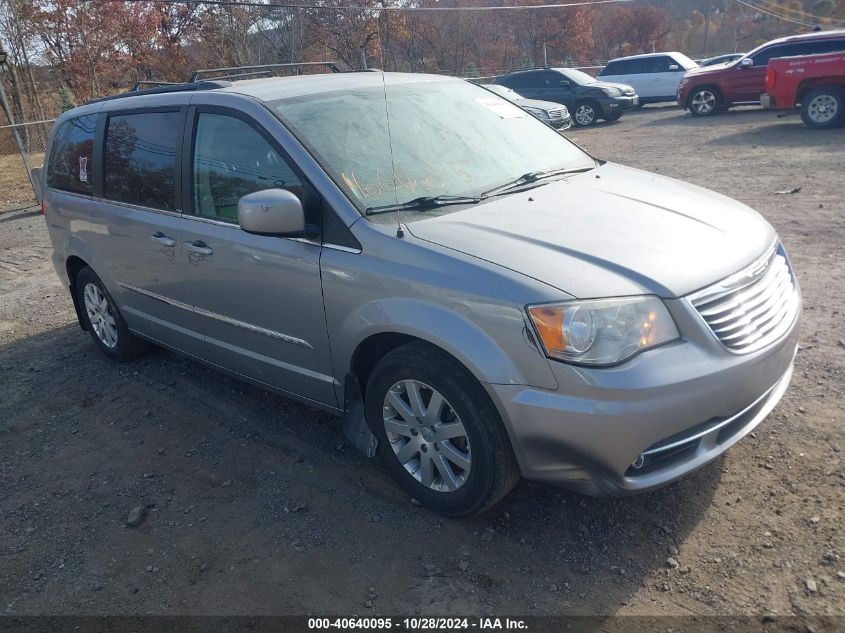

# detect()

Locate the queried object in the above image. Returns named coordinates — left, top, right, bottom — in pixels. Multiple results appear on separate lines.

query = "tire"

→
left=688, top=86, right=721, bottom=117
left=573, top=100, right=600, bottom=127
left=365, top=342, right=520, bottom=517
left=800, top=87, right=845, bottom=129
left=604, top=112, right=623, bottom=122
left=75, top=266, right=147, bottom=361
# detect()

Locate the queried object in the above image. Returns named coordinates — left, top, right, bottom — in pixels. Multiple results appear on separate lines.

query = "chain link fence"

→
left=0, top=119, right=54, bottom=210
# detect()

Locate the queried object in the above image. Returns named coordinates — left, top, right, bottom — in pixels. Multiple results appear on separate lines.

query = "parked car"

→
left=42, top=71, right=800, bottom=516
left=482, top=84, right=571, bottom=129
left=698, top=53, right=745, bottom=67
left=679, top=29, right=845, bottom=116
left=598, top=52, right=699, bottom=104
left=762, top=50, right=845, bottom=128
left=493, top=67, right=638, bottom=126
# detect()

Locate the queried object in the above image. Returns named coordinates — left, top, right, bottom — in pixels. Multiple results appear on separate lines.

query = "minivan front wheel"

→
left=365, top=342, right=519, bottom=516
left=689, top=87, right=721, bottom=116
left=76, top=267, right=147, bottom=361
left=574, top=101, right=600, bottom=126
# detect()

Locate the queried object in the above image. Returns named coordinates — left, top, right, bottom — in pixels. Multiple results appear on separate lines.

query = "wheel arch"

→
left=796, top=80, right=845, bottom=105
left=336, top=298, right=543, bottom=407
left=686, top=84, right=722, bottom=109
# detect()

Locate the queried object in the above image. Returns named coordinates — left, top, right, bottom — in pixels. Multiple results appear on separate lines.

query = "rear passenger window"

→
left=104, top=111, right=180, bottom=211
left=47, top=114, right=96, bottom=195
left=191, top=113, right=302, bottom=223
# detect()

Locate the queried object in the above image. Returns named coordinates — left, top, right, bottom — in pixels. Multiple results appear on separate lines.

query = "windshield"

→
left=672, top=52, right=700, bottom=69
left=271, top=77, right=593, bottom=223
left=556, top=68, right=597, bottom=85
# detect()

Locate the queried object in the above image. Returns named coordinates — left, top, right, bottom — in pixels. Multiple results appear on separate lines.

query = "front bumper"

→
left=598, top=95, right=639, bottom=114
left=488, top=298, right=800, bottom=496
left=550, top=114, right=572, bottom=130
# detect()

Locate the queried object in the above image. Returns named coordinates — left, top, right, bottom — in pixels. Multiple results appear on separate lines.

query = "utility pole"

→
left=703, top=1, right=712, bottom=57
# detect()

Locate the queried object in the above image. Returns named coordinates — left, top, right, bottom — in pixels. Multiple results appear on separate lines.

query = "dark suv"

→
left=493, top=68, right=638, bottom=127
left=678, top=29, right=845, bottom=116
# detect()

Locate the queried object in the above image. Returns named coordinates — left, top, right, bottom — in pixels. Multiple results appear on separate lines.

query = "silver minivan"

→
left=42, top=70, right=800, bottom=516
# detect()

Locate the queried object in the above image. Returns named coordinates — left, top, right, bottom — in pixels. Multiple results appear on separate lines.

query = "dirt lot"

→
left=0, top=152, right=41, bottom=209
left=0, top=106, right=843, bottom=619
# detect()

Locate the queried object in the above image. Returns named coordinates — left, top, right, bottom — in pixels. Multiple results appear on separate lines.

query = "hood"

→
left=588, top=80, right=636, bottom=94
left=515, top=97, right=569, bottom=113
left=405, top=163, right=775, bottom=299
left=684, top=62, right=735, bottom=77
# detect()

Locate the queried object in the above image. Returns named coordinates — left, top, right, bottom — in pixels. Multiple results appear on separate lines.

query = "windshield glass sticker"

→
left=78, top=155, right=89, bottom=183
left=474, top=97, right=526, bottom=119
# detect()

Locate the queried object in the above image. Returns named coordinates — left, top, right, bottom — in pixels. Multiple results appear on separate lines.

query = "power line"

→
left=732, top=0, right=818, bottom=28
left=755, top=0, right=845, bottom=26
left=86, top=0, right=634, bottom=12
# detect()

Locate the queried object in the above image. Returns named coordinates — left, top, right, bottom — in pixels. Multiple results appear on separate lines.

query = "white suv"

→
left=599, top=52, right=699, bottom=104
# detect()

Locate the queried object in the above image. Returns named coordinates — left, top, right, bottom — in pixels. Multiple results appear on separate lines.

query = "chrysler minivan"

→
left=41, top=70, right=800, bottom=516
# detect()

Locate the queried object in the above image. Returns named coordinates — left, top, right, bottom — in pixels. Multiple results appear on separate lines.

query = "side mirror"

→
left=238, top=189, right=315, bottom=237
left=738, top=58, right=754, bottom=69
left=668, top=64, right=680, bottom=71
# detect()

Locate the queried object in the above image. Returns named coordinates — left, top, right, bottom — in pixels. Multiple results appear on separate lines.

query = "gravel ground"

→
left=0, top=105, right=843, bottom=618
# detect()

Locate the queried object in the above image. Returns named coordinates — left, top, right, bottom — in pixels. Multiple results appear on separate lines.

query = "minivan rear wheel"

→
left=365, top=342, right=519, bottom=516
left=76, top=267, right=147, bottom=361
left=689, top=87, right=721, bottom=116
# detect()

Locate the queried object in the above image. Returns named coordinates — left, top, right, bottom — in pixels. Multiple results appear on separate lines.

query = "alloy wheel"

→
left=382, top=379, right=471, bottom=492
left=691, top=90, right=716, bottom=115
left=807, top=94, right=838, bottom=124
left=83, top=282, right=118, bottom=349
left=575, top=104, right=596, bottom=126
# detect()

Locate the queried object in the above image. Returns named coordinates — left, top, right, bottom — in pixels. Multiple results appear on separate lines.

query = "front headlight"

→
left=522, top=106, right=548, bottom=118
left=603, top=87, right=622, bottom=97
left=527, top=296, right=679, bottom=366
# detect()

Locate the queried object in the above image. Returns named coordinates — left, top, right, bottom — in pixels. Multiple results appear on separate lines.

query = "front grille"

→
left=689, top=245, right=799, bottom=354
left=548, top=109, right=565, bottom=119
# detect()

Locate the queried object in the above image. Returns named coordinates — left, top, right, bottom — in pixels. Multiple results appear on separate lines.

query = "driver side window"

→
left=192, top=113, right=302, bottom=223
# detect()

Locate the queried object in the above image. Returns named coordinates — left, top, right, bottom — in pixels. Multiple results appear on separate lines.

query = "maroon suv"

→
left=678, top=29, right=845, bottom=116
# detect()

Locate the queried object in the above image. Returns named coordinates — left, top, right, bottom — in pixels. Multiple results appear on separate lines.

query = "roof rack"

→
left=85, top=80, right=232, bottom=105
left=189, top=61, right=341, bottom=83
left=84, top=61, right=341, bottom=105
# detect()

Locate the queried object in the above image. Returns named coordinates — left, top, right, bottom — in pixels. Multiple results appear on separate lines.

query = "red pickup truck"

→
left=762, top=50, right=845, bottom=128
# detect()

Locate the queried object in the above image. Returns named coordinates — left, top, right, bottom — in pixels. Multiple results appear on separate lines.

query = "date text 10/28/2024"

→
left=308, top=618, right=528, bottom=630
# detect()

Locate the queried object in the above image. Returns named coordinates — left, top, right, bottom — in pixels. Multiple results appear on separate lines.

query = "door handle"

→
left=150, top=232, right=175, bottom=247
left=184, top=240, right=213, bottom=256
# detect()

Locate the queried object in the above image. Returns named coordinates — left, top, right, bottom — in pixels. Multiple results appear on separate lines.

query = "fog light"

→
left=631, top=454, right=645, bottom=470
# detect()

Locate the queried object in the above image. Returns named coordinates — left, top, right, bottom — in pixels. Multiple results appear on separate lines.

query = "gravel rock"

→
left=805, top=579, right=818, bottom=593
left=666, top=557, right=679, bottom=569
left=126, top=506, right=146, bottom=527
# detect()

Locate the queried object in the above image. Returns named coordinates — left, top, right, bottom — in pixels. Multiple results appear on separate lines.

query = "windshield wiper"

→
left=365, top=195, right=482, bottom=216
left=479, top=166, right=596, bottom=198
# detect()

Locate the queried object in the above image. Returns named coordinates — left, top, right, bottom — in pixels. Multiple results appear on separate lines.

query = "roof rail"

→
left=188, top=61, right=341, bottom=83
left=130, top=80, right=183, bottom=90
left=85, top=80, right=232, bottom=105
